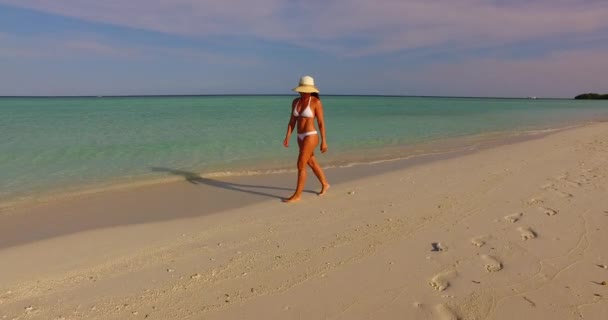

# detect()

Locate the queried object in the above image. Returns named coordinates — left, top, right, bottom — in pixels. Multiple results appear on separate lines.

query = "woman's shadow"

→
left=151, top=167, right=314, bottom=200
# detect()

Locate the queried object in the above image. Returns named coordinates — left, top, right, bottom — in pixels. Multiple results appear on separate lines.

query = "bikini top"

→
left=293, top=97, right=314, bottom=118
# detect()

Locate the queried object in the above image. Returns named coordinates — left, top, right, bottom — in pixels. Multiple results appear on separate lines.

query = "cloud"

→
left=0, top=33, right=138, bottom=58
left=0, top=32, right=262, bottom=67
left=64, top=40, right=139, bottom=57
left=1, top=0, right=607, bottom=56
left=383, top=48, right=608, bottom=97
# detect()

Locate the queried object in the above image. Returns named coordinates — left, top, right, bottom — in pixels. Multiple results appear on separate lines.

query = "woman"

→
left=282, top=75, right=330, bottom=202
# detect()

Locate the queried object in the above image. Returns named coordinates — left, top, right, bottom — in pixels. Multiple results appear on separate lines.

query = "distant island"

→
left=575, top=93, right=608, bottom=100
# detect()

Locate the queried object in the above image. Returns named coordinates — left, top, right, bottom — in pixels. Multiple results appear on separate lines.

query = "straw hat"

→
left=292, top=75, right=320, bottom=93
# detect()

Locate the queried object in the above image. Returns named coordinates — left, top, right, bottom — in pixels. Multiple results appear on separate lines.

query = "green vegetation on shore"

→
left=575, top=93, right=608, bottom=100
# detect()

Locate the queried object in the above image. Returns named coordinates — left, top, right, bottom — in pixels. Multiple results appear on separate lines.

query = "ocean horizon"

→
left=0, top=94, right=575, bottom=99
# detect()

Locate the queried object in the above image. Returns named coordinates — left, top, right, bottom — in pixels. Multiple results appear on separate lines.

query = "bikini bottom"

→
left=297, top=130, right=318, bottom=141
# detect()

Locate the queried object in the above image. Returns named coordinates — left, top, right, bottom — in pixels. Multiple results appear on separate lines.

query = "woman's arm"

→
left=315, top=99, right=328, bottom=153
left=283, top=99, right=298, bottom=148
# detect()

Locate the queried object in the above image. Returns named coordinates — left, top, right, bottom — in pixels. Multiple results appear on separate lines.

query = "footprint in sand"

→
left=481, top=255, right=503, bottom=272
left=561, top=179, right=582, bottom=188
left=540, top=182, right=574, bottom=198
left=504, top=212, right=523, bottom=223
left=553, top=190, right=574, bottom=198
left=435, top=304, right=458, bottom=320
left=540, top=182, right=555, bottom=190
left=471, top=236, right=489, bottom=248
left=517, top=227, right=537, bottom=240
left=429, top=270, right=457, bottom=292
left=538, top=207, right=558, bottom=216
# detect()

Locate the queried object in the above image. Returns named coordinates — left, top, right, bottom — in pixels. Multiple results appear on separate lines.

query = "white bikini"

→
left=293, top=98, right=318, bottom=140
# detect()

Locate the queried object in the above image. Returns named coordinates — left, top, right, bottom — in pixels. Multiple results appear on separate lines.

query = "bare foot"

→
left=318, top=184, right=330, bottom=196
left=282, top=195, right=301, bottom=203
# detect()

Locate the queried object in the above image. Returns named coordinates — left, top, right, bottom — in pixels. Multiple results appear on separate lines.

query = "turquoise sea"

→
left=1, top=95, right=607, bottom=204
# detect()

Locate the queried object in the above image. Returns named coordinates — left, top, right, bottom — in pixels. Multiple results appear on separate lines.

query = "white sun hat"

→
left=292, top=75, right=320, bottom=93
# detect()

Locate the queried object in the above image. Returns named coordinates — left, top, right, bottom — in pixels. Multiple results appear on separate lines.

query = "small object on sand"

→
left=591, top=281, right=607, bottom=286
left=523, top=296, right=536, bottom=307
left=166, top=268, right=175, bottom=273
left=431, top=242, right=445, bottom=252
left=472, top=280, right=481, bottom=284
left=596, top=264, right=607, bottom=269
left=190, top=274, right=201, bottom=279
left=347, top=191, right=355, bottom=195
left=24, top=306, right=34, bottom=313
left=527, top=198, right=544, bottom=205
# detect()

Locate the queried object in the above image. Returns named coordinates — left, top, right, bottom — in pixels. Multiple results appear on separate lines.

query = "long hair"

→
left=312, top=92, right=320, bottom=100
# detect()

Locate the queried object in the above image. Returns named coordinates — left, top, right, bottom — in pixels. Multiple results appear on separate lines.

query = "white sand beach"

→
left=1, top=122, right=607, bottom=320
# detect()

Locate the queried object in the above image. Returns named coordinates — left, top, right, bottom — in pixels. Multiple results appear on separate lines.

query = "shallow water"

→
left=1, top=95, right=607, bottom=202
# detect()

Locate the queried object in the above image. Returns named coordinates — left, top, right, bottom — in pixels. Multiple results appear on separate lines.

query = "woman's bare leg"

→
left=283, top=135, right=318, bottom=203
left=307, top=155, right=330, bottom=195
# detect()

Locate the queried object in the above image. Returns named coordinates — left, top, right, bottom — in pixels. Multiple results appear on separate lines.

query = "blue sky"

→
left=1, top=0, right=607, bottom=97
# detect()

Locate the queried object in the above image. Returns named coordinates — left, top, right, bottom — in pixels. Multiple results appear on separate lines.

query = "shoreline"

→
left=1, top=120, right=607, bottom=319
left=0, top=121, right=596, bottom=250
left=0, top=120, right=593, bottom=214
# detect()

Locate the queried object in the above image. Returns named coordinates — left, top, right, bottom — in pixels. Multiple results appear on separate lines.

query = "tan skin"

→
left=282, top=92, right=329, bottom=202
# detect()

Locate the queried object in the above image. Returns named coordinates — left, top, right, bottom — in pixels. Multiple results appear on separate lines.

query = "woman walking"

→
left=283, top=76, right=330, bottom=202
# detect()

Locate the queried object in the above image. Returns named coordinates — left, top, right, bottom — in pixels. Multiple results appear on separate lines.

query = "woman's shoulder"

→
left=291, top=97, right=299, bottom=107
left=311, top=96, right=322, bottom=106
